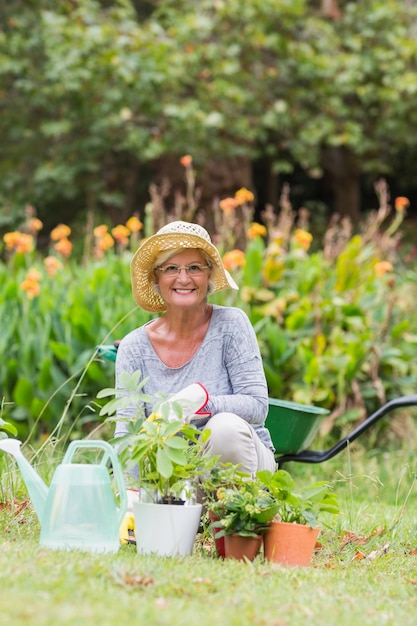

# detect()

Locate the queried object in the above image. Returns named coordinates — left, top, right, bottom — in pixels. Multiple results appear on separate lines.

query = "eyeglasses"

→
left=156, top=264, right=210, bottom=277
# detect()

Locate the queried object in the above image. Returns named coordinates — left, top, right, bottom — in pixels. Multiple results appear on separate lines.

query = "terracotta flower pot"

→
left=208, top=511, right=225, bottom=558
left=263, top=521, right=320, bottom=567
left=224, top=533, right=263, bottom=562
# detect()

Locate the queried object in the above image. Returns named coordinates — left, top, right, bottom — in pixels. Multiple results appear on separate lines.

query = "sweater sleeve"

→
left=205, top=309, right=269, bottom=426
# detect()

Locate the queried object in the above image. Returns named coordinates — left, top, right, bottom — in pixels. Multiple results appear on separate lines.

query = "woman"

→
left=115, top=220, right=276, bottom=476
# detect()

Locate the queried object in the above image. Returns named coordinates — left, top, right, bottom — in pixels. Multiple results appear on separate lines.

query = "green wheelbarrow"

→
left=96, top=343, right=417, bottom=466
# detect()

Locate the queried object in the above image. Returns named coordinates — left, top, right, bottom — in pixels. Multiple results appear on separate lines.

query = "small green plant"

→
left=97, top=370, right=215, bottom=503
left=206, top=476, right=280, bottom=538
left=0, top=399, right=18, bottom=439
left=256, top=468, right=340, bottom=528
left=118, top=415, right=213, bottom=503
left=200, top=461, right=250, bottom=502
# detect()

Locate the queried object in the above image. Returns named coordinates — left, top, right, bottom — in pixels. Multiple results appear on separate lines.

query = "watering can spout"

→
left=0, top=438, right=48, bottom=522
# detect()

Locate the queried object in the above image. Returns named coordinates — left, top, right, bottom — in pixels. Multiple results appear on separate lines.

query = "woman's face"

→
left=155, top=249, right=211, bottom=311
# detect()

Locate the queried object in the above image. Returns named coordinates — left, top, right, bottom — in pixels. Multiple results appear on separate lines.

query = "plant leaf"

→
left=156, top=447, right=173, bottom=479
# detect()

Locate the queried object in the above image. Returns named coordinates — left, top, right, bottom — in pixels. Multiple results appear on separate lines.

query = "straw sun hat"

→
left=130, top=221, right=239, bottom=312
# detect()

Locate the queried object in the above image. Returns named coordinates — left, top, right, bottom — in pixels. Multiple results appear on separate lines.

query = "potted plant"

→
left=256, top=468, right=340, bottom=566
left=200, top=462, right=253, bottom=558
left=97, top=371, right=216, bottom=556
left=204, top=473, right=280, bottom=561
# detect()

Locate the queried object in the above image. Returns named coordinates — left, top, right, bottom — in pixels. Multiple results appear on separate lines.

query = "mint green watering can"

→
left=0, top=439, right=127, bottom=553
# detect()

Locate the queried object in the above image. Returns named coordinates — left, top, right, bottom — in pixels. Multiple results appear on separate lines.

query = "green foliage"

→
left=1, top=179, right=417, bottom=450
left=207, top=477, right=280, bottom=538
left=1, top=0, right=417, bottom=222
left=200, top=462, right=250, bottom=498
left=205, top=464, right=339, bottom=538
left=0, top=398, right=18, bottom=439
left=0, top=252, right=153, bottom=439
left=98, top=370, right=215, bottom=501
left=98, top=369, right=151, bottom=418
left=235, top=193, right=417, bottom=444
left=0, top=0, right=148, bottom=216
left=256, top=468, right=340, bottom=527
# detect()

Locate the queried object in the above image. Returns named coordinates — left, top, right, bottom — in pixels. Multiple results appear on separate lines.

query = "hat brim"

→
left=130, top=232, right=238, bottom=312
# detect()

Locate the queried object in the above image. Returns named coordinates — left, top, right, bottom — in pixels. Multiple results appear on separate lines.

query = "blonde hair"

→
left=153, top=248, right=212, bottom=270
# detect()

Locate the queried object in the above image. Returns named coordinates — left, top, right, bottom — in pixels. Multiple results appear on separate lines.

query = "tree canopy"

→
left=1, top=0, right=416, bottom=226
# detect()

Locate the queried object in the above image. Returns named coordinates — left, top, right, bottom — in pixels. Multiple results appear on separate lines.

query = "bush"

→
left=1, top=181, right=416, bottom=446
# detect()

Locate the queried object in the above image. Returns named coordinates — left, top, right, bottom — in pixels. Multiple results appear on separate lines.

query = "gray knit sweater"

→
left=114, top=304, right=274, bottom=451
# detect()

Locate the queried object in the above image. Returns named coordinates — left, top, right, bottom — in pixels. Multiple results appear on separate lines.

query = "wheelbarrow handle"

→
left=276, top=394, right=417, bottom=465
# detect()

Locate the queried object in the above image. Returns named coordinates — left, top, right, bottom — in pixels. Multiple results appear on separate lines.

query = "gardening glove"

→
left=155, top=383, right=211, bottom=424
left=119, top=488, right=140, bottom=545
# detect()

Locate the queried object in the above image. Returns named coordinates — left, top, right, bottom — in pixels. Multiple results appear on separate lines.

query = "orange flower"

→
left=20, top=268, right=42, bottom=298
left=180, top=155, right=193, bottom=168
left=234, top=187, right=254, bottom=206
left=375, top=261, right=393, bottom=276
left=222, top=249, right=245, bottom=270
left=20, top=278, right=41, bottom=298
left=27, top=217, right=43, bottom=233
left=126, top=216, right=143, bottom=233
left=111, top=224, right=130, bottom=244
left=4, top=231, right=22, bottom=250
left=44, top=255, right=62, bottom=276
left=219, top=197, right=236, bottom=213
left=26, top=268, right=42, bottom=282
left=94, top=224, right=109, bottom=238
left=16, top=233, right=35, bottom=254
left=293, top=229, right=313, bottom=251
left=54, top=238, right=72, bottom=257
left=50, top=224, right=71, bottom=241
left=247, top=222, right=267, bottom=239
left=4, top=231, right=35, bottom=253
left=96, top=232, right=115, bottom=252
left=395, top=196, right=410, bottom=212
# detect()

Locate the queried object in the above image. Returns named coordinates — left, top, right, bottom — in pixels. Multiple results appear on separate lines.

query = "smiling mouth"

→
left=174, top=289, right=195, bottom=294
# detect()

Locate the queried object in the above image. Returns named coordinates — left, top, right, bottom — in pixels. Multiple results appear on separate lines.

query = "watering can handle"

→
left=62, top=440, right=127, bottom=527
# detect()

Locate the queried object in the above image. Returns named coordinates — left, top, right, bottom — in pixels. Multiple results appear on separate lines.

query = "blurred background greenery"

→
left=1, top=0, right=417, bottom=452
left=1, top=0, right=417, bottom=232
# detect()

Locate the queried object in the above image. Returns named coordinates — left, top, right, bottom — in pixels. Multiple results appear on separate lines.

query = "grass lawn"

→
left=1, top=443, right=417, bottom=626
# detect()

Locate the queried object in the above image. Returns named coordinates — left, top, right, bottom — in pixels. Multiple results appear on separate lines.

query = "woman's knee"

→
left=203, top=413, right=256, bottom=470
left=203, top=413, right=276, bottom=475
left=205, top=412, right=247, bottom=441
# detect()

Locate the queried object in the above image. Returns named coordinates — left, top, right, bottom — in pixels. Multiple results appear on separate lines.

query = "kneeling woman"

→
left=115, top=220, right=276, bottom=476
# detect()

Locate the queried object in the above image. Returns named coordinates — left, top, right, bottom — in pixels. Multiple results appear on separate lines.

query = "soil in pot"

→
left=159, top=496, right=185, bottom=505
left=263, top=521, right=320, bottom=567
left=224, top=533, right=263, bottom=562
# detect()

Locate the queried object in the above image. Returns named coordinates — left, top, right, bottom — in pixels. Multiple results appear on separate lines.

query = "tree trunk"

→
left=321, top=146, right=361, bottom=223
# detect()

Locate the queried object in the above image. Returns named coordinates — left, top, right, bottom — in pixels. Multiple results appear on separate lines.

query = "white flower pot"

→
left=133, top=502, right=202, bottom=557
